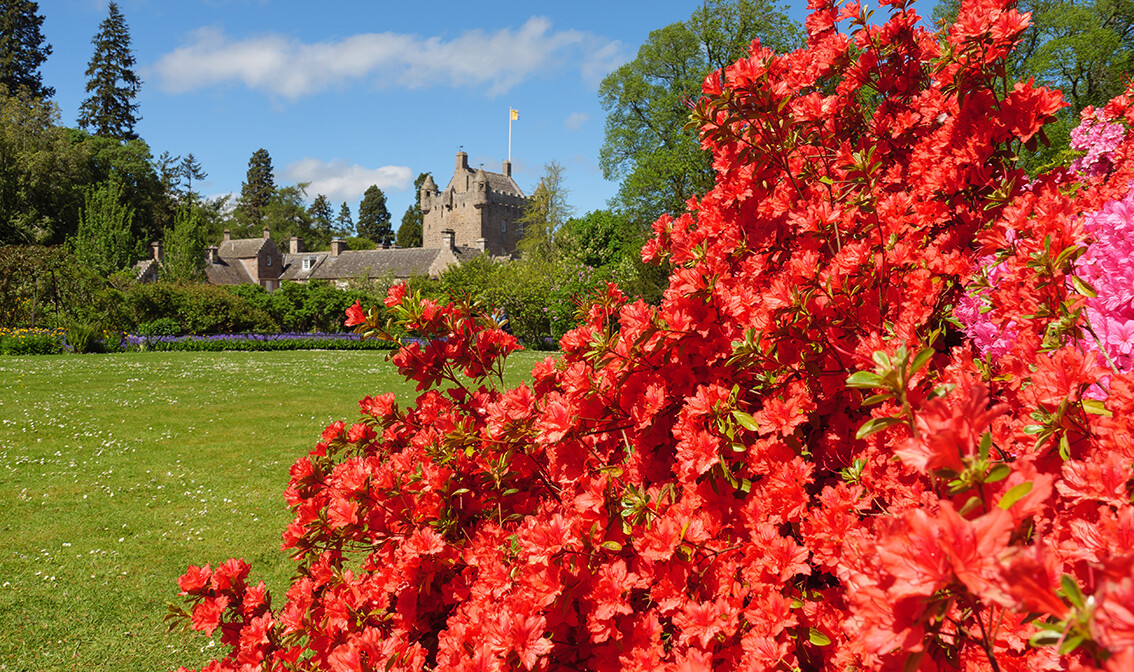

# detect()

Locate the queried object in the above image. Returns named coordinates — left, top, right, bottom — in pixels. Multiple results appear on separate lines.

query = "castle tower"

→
left=421, top=150, right=529, bottom=257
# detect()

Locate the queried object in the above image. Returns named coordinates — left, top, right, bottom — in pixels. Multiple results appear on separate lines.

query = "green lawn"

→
left=0, top=348, right=549, bottom=672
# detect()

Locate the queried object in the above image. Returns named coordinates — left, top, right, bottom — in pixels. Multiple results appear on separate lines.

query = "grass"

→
left=0, top=348, right=549, bottom=672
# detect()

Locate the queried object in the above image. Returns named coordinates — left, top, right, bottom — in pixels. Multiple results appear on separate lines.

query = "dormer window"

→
left=302, top=256, right=313, bottom=271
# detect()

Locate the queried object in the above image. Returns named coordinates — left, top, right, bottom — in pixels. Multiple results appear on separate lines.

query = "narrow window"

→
left=502, top=220, right=508, bottom=233
left=266, top=256, right=272, bottom=267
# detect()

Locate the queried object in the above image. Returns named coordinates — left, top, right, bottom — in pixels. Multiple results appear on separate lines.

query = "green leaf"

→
left=984, top=463, right=1011, bottom=483
left=731, top=410, right=760, bottom=432
left=909, top=347, right=935, bottom=377
left=1070, top=275, right=1097, bottom=298
left=979, top=431, right=993, bottom=461
left=856, top=416, right=903, bottom=439
left=809, top=628, right=831, bottom=646
left=846, top=371, right=886, bottom=389
left=1081, top=399, right=1111, bottom=416
left=1058, top=631, right=1085, bottom=655
left=601, top=540, right=623, bottom=552
left=862, top=393, right=894, bottom=406
left=1060, top=574, right=1086, bottom=611
left=998, top=481, right=1033, bottom=510
left=1029, top=629, right=1064, bottom=648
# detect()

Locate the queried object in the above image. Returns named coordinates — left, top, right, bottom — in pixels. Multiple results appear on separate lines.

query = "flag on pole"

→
left=510, top=108, right=519, bottom=121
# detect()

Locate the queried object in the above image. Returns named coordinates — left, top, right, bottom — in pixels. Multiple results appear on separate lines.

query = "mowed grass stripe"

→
left=0, top=348, right=548, bottom=672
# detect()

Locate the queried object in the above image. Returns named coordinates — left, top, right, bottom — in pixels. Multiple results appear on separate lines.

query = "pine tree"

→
left=237, top=148, right=275, bottom=230
left=179, top=153, right=206, bottom=197
left=309, top=194, right=334, bottom=241
left=0, top=0, right=54, bottom=100
left=77, top=1, right=141, bottom=140
left=396, top=172, right=429, bottom=248
left=336, top=202, right=353, bottom=237
left=356, top=185, right=392, bottom=246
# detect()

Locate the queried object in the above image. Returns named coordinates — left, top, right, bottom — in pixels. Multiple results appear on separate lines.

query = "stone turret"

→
left=421, top=148, right=530, bottom=256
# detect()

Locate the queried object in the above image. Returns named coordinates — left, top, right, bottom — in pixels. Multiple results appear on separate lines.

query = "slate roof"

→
left=218, top=238, right=269, bottom=259
left=205, top=258, right=253, bottom=285
left=295, top=246, right=480, bottom=281
left=280, top=252, right=331, bottom=282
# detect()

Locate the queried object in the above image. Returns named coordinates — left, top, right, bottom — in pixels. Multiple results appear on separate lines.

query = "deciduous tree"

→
left=69, top=177, right=136, bottom=278
left=396, top=172, right=430, bottom=248
left=517, top=161, right=572, bottom=260
left=77, top=1, right=141, bottom=140
left=598, top=0, right=801, bottom=230
left=160, top=202, right=205, bottom=282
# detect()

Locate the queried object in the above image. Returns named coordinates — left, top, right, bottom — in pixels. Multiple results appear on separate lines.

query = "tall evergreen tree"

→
left=309, top=194, right=334, bottom=243
left=0, top=0, right=54, bottom=100
left=356, top=185, right=392, bottom=246
left=396, top=172, right=429, bottom=248
left=179, top=153, right=206, bottom=197
left=77, top=1, right=141, bottom=140
left=236, top=148, right=275, bottom=230
left=336, top=202, right=353, bottom=237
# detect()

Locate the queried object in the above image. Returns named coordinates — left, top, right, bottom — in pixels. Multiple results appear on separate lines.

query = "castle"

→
left=421, top=151, right=529, bottom=257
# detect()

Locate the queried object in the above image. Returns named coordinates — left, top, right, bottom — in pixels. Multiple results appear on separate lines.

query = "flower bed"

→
left=0, top=327, right=66, bottom=355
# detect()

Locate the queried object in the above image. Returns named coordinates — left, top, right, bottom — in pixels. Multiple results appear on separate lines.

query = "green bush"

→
left=136, top=317, right=180, bottom=337
left=65, top=322, right=102, bottom=353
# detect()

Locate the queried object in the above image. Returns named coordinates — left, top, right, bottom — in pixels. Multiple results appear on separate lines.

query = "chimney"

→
left=223, top=229, right=231, bottom=243
left=289, top=236, right=303, bottom=254
left=263, top=227, right=271, bottom=240
left=206, top=245, right=218, bottom=263
left=441, top=229, right=455, bottom=251
left=456, top=151, right=468, bottom=172
left=502, top=160, right=511, bottom=178
left=331, top=238, right=345, bottom=257
left=151, top=241, right=162, bottom=261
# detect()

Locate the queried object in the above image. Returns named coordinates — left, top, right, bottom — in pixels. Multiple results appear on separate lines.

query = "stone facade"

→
left=421, top=151, right=529, bottom=257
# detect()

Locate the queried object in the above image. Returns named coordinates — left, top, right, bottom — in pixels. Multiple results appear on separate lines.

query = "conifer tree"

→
left=396, top=172, right=429, bottom=248
left=356, top=185, right=392, bottom=246
left=77, top=1, right=141, bottom=140
left=309, top=194, right=334, bottom=242
left=237, top=148, right=275, bottom=230
left=179, top=153, right=206, bottom=197
left=0, top=0, right=54, bottom=100
left=336, top=202, right=353, bottom=237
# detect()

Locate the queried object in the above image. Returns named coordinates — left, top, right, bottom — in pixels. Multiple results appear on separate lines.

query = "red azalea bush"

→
left=170, top=0, right=1134, bottom=669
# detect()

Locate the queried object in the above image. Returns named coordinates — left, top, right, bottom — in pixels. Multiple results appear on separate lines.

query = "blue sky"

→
left=36, top=0, right=938, bottom=225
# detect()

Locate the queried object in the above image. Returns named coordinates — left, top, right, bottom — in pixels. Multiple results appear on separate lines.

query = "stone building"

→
left=279, top=232, right=477, bottom=287
left=203, top=228, right=284, bottom=291
left=420, top=151, right=529, bottom=257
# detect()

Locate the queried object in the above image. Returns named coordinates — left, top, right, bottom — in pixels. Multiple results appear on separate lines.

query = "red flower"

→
left=344, top=300, right=366, bottom=327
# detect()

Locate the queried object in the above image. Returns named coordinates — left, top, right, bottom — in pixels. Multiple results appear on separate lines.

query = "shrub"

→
left=136, top=317, right=180, bottom=337
left=171, top=2, right=1134, bottom=670
left=65, top=322, right=102, bottom=354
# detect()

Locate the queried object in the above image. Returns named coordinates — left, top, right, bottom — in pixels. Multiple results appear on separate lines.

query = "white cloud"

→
left=282, top=158, right=413, bottom=204
left=564, top=112, right=589, bottom=130
left=152, top=18, right=618, bottom=99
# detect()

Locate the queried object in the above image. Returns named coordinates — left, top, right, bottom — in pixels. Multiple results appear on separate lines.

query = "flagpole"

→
left=508, top=110, right=513, bottom=163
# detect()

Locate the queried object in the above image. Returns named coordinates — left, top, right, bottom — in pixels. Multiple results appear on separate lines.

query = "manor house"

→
left=421, top=151, right=529, bottom=257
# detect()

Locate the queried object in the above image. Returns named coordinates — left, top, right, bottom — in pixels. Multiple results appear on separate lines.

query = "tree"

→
left=517, top=161, right=573, bottom=260
left=356, top=185, right=392, bottom=246
left=0, top=0, right=53, bottom=100
left=0, top=85, right=87, bottom=244
left=236, top=148, right=275, bottom=231
left=77, top=1, right=141, bottom=140
left=396, top=172, right=430, bottom=248
left=69, top=177, right=137, bottom=278
left=308, top=194, right=335, bottom=247
left=598, top=0, right=802, bottom=230
left=160, top=202, right=205, bottom=282
left=262, top=184, right=313, bottom=245
left=337, top=202, right=354, bottom=238
left=180, top=153, right=206, bottom=197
